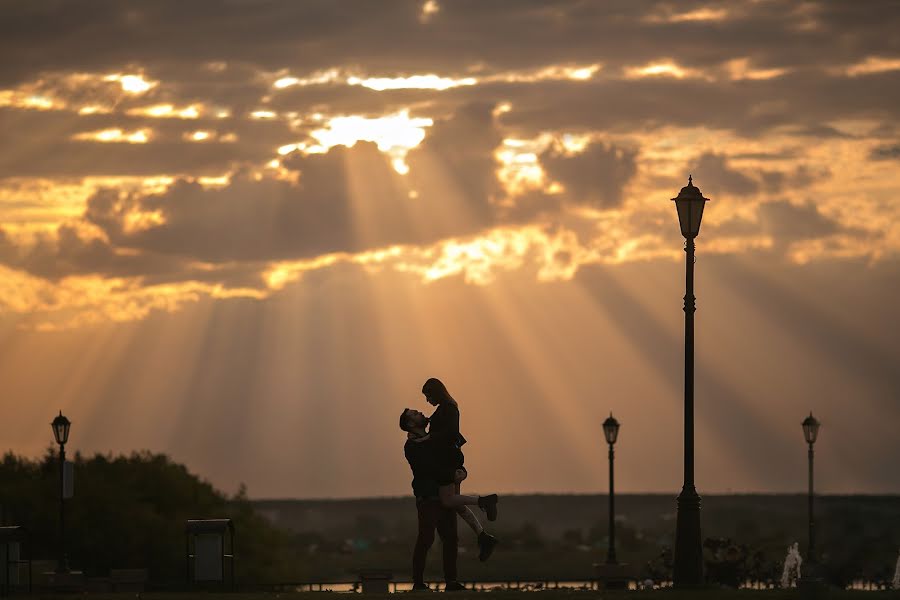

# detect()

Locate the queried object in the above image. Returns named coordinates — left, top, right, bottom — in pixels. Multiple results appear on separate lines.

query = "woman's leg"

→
left=438, top=467, right=499, bottom=520
left=438, top=483, right=478, bottom=508
left=453, top=474, right=484, bottom=536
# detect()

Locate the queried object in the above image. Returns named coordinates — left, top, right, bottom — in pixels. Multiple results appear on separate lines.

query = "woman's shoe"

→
left=478, top=532, right=499, bottom=561
left=477, top=494, right=499, bottom=521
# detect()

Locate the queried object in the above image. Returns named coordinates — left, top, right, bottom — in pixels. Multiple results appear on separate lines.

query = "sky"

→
left=1, top=0, right=899, bottom=498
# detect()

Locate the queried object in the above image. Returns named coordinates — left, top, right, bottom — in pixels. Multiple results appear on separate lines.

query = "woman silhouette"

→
left=422, top=377, right=499, bottom=521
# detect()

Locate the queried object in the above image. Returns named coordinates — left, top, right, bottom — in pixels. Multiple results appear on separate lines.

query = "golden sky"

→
left=1, top=0, right=898, bottom=497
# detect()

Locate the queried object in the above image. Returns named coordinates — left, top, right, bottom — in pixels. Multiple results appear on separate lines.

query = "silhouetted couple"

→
left=399, top=377, right=500, bottom=591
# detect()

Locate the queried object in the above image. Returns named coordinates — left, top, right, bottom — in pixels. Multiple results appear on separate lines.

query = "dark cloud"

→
left=0, top=107, right=304, bottom=180
left=492, top=70, right=900, bottom=138
left=1, top=0, right=898, bottom=186
left=2, top=1, right=898, bottom=85
left=708, top=199, right=852, bottom=244
left=405, top=102, right=502, bottom=231
left=689, top=152, right=759, bottom=196
left=757, top=199, right=840, bottom=241
left=539, top=142, right=637, bottom=208
left=869, top=143, right=900, bottom=160
left=762, top=164, right=831, bottom=194
left=86, top=146, right=406, bottom=263
left=0, top=223, right=186, bottom=280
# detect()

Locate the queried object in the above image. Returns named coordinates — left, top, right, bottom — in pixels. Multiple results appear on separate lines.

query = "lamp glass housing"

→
left=802, top=412, right=820, bottom=445
left=603, top=413, right=620, bottom=445
left=52, top=411, right=71, bottom=445
left=671, top=177, right=709, bottom=238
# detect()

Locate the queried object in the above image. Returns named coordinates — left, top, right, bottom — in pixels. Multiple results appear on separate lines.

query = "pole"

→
left=808, top=444, right=815, bottom=562
left=674, top=236, right=703, bottom=586
left=58, top=444, right=68, bottom=574
left=607, top=444, right=617, bottom=564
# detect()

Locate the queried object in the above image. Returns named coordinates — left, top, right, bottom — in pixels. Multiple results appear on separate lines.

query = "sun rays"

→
left=1, top=0, right=899, bottom=498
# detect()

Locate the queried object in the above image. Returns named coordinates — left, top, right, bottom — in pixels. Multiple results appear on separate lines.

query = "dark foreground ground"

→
left=252, top=494, right=900, bottom=584
left=17, top=591, right=900, bottom=600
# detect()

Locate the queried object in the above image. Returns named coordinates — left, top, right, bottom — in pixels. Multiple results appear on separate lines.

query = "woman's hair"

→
left=422, top=377, right=456, bottom=405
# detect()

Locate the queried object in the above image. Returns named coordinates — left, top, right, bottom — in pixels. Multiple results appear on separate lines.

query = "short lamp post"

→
left=51, top=411, right=71, bottom=574
left=802, top=412, right=820, bottom=570
left=671, top=176, right=709, bottom=587
left=602, top=413, right=620, bottom=565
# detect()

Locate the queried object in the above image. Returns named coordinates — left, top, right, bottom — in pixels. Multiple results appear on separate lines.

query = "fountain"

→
left=780, top=542, right=803, bottom=588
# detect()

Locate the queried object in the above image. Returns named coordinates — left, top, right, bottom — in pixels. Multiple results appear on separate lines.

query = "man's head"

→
left=399, top=408, right=428, bottom=433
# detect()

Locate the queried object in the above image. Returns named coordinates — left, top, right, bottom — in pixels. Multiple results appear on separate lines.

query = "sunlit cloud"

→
left=263, top=254, right=346, bottom=290
left=102, top=73, right=158, bottom=94
left=0, top=71, right=157, bottom=113
left=127, top=103, right=203, bottom=119
left=310, top=109, right=433, bottom=172
left=271, top=68, right=342, bottom=89
left=186, top=130, right=213, bottom=142
left=646, top=7, right=730, bottom=23
left=624, top=61, right=707, bottom=80
left=497, top=138, right=548, bottom=194
left=348, top=74, right=477, bottom=91
left=487, top=63, right=602, bottom=83
left=78, top=105, right=112, bottom=115
left=388, top=225, right=606, bottom=285
left=725, top=58, right=789, bottom=81
left=0, top=90, right=65, bottom=111
left=838, top=56, right=900, bottom=77
left=73, top=128, right=151, bottom=143
left=273, top=77, right=300, bottom=89
left=419, top=0, right=440, bottom=23
left=0, top=268, right=267, bottom=331
left=197, top=174, right=232, bottom=188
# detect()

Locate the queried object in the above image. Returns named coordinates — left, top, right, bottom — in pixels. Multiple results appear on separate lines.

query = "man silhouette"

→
left=401, top=408, right=464, bottom=591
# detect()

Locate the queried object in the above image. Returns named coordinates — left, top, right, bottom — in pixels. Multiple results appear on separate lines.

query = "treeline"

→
left=0, top=450, right=295, bottom=583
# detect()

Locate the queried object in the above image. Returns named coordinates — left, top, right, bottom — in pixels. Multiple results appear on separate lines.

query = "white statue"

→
left=892, top=548, right=900, bottom=590
left=780, top=542, right=803, bottom=588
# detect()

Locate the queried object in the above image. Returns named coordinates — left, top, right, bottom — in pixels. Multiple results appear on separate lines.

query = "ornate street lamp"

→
left=51, top=411, right=71, bottom=574
left=671, top=176, right=709, bottom=587
left=602, top=413, right=620, bottom=565
left=802, top=412, right=821, bottom=568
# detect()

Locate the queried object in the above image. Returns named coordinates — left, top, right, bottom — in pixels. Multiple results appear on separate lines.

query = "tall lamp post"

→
left=671, top=176, right=709, bottom=587
left=51, top=411, right=71, bottom=574
left=801, top=412, right=820, bottom=572
left=602, top=413, right=620, bottom=565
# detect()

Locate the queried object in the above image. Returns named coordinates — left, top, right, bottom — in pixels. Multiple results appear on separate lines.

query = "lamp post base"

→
left=673, top=485, right=703, bottom=587
left=800, top=560, right=825, bottom=592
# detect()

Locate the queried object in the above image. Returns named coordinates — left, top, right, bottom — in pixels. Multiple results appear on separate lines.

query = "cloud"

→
left=539, top=142, right=637, bottom=208
left=869, top=143, right=900, bottom=160
left=0, top=106, right=301, bottom=179
left=0, top=104, right=509, bottom=281
left=688, top=152, right=758, bottom=196
left=757, top=200, right=840, bottom=241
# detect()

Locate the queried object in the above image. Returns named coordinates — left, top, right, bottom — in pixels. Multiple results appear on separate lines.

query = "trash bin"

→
left=0, top=527, right=31, bottom=597
left=185, top=519, right=234, bottom=590
left=357, top=569, right=392, bottom=594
